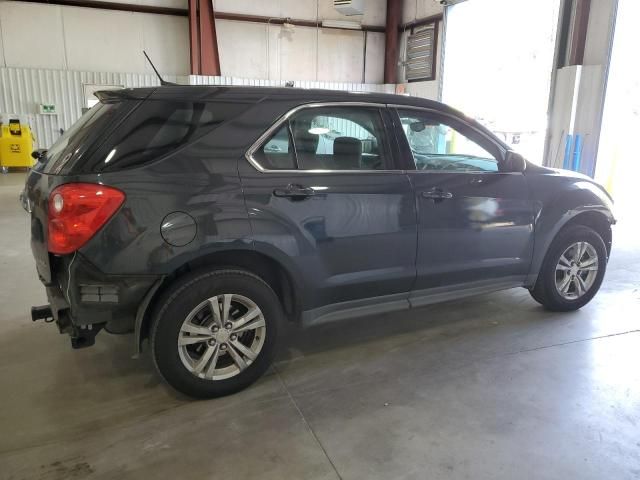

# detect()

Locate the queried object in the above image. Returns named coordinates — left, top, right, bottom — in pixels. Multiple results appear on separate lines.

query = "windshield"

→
left=39, top=102, right=125, bottom=174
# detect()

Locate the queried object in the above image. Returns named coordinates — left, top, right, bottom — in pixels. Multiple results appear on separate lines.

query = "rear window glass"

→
left=40, top=102, right=126, bottom=174
left=94, top=100, right=235, bottom=171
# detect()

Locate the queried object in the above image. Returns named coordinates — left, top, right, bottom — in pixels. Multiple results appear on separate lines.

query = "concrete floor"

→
left=0, top=171, right=638, bottom=480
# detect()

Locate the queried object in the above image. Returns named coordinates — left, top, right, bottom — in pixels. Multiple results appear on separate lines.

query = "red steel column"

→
left=188, top=0, right=200, bottom=74
left=189, top=0, right=221, bottom=75
left=198, top=0, right=221, bottom=75
left=384, top=0, right=402, bottom=84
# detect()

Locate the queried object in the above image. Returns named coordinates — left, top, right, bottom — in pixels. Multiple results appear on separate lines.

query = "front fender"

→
left=527, top=176, right=615, bottom=284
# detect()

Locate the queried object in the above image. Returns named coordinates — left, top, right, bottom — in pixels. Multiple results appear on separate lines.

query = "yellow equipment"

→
left=0, top=119, right=36, bottom=170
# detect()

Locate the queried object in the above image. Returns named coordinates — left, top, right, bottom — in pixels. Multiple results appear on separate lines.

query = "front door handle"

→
left=273, top=184, right=316, bottom=200
left=421, top=188, right=453, bottom=200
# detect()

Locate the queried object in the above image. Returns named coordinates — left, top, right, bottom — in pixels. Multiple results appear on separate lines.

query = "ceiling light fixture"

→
left=309, top=127, right=330, bottom=135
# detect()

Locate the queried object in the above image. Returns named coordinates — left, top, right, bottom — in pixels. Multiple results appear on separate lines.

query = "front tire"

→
left=151, top=269, right=282, bottom=399
left=530, top=225, right=607, bottom=311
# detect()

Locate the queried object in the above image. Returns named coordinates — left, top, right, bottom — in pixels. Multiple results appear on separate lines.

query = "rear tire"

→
left=150, top=268, right=282, bottom=399
left=530, top=225, right=607, bottom=311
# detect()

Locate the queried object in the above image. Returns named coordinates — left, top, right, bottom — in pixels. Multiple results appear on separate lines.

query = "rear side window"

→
left=40, top=102, right=127, bottom=174
left=94, top=100, right=240, bottom=171
left=252, top=124, right=296, bottom=170
left=250, top=106, right=391, bottom=171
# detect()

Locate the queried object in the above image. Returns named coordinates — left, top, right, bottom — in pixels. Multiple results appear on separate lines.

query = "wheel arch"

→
left=527, top=207, right=613, bottom=286
left=134, top=249, right=303, bottom=355
left=560, top=211, right=612, bottom=256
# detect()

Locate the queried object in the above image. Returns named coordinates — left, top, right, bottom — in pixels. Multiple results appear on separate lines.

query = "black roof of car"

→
left=96, top=85, right=454, bottom=112
left=95, top=85, right=509, bottom=151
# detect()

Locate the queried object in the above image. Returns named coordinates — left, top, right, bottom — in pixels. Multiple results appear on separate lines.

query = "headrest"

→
left=333, top=137, right=362, bottom=157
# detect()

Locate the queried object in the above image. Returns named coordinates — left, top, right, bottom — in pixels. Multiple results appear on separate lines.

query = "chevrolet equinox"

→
left=23, top=86, right=615, bottom=398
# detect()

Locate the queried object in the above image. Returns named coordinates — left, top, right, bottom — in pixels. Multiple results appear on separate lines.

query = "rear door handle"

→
left=421, top=188, right=453, bottom=200
left=273, top=184, right=316, bottom=199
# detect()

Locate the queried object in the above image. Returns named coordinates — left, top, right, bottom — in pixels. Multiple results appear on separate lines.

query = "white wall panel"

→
left=0, top=1, right=391, bottom=83
left=276, top=0, right=317, bottom=21
left=216, top=20, right=269, bottom=80
left=317, top=0, right=386, bottom=25
left=583, top=0, right=617, bottom=66
left=404, top=78, right=439, bottom=100
left=364, top=32, right=385, bottom=84
left=545, top=66, right=578, bottom=168
left=317, top=29, right=364, bottom=82
left=214, top=0, right=386, bottom=26
left=0, top=3, right=67, bottom=70
left=216, top=19, right=377, bottom=83
left=63, top=9, right=144, bottom=73
left=140, top=13, right=190, bottom=74
left=402, top=0, right=443, bottom=24
left=276, top=26, right=318, bottom=81
left=0, top=14, right=5, bottom=68
left=574, top=64, right=606, bottom=174
left=214, top=0, right=281, bottom=18
left=0, top=2, right=189, bottom=75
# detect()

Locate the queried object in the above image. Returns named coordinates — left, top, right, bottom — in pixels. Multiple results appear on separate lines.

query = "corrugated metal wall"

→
left=0, top=66, right=394, bottom=149
left=0, top=67, right=183, bottom=148
left=188, top=75, right=396, bottom=93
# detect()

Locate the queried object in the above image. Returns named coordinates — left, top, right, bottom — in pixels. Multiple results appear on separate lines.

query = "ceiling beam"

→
left=11, top=0, right=187, bottom=16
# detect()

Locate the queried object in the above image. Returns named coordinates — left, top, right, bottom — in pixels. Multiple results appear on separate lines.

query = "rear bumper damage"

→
left=31, top=253, right=161, bottom=349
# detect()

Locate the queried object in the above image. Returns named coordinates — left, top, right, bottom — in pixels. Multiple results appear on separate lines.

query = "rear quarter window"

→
left=39, top=101, right=129, bottom=174
left=92, top=100, right=245, bottom=172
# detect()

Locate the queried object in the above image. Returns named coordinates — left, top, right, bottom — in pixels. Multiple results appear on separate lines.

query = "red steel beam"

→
left=13, top=0, right=187, bottom=16
left=568, top=0, right=591, bottom=65
left=188, top=0, right=200, bottom=74
left=198, top=0, right=220, bottom=76
left=9, top=0, right=436, bottom=33
left=214, top=12, right=386, bottom=33
left=188, top=0, right=221, bottom=76
left=384, top=0, right=403, bottom=83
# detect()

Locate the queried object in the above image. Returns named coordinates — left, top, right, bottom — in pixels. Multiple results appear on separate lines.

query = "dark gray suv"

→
left=24, top=86, right=614, bottom=398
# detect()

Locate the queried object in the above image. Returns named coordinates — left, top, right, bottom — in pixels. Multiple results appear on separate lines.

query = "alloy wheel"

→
left=178, top=294, right=266, bottom=380
left=554, top=241, right=599, bottom=300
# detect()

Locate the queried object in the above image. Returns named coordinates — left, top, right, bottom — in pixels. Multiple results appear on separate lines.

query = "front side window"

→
left=252, top=106, right=390, bottom=171
left=398, top=110, right=500, bottom=172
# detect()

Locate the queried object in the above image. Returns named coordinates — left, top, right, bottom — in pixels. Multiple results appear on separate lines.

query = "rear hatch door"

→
left=24, top=98, right=138, bottom=283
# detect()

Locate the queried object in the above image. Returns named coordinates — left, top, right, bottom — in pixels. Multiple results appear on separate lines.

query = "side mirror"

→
left=31, top=149, right=46, bottom=160
left=504, top=151, right=526, bottom=172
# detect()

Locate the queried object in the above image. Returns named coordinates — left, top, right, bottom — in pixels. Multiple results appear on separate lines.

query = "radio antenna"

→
left=143, top=51, right=176, bottom=86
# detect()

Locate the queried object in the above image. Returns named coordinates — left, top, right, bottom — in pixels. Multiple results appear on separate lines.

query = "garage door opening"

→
left=441, top=0, right=561, bottom=164
left=595, top=0, right=639, bottom=222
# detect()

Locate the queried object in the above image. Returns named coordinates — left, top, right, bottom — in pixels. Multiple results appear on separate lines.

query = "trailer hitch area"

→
left=31, top=305, right=54, bottom=323
left=70, top=324, right=104, bottom=349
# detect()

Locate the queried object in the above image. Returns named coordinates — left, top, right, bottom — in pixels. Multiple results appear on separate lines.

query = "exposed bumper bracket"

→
left=31, top=304, right=53, bottom=322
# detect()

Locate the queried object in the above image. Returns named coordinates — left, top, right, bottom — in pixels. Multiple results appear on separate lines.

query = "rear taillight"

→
left=48, top=183, right=125, bottom=255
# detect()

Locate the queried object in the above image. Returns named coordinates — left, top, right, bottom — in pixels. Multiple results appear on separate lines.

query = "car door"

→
left=239, top=103, right=417, bottom=320
left=392, top=107, right=535, bottom=303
